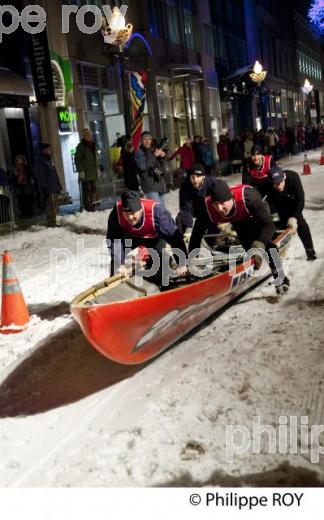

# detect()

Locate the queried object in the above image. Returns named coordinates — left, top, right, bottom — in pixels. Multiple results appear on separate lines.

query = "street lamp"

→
left=301, top=79, right=313, bottom=125
left=250, top=60, right=267, bottom=84
left=250, top=60, right=268, bottom=130
left=102, top=6, right=133, bottom=134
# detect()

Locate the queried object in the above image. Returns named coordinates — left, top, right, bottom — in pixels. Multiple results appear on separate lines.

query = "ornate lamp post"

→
left=250, top=60, right=268, bottom=130
left=102, top=6, right=133, bottom=134
left=301, top=79, right=313, bottom=126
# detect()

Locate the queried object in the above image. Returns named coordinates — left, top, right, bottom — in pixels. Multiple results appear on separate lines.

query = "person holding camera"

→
left=134, top=131, right=166, bottom=209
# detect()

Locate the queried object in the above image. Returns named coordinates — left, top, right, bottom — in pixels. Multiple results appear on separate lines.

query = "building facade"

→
left=1, top=0, right=322, bottom=206
left=207, top=0, right=324, bottom=135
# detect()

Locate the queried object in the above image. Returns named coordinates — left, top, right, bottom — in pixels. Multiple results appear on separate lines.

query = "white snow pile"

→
left=0, top=150, right=323, bottom=487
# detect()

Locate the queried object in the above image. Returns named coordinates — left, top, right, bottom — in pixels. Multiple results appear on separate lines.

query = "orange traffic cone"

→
left=0, top=251, right=30, bottom=334
left=302, top=153, right=311, bottom=175
left=320, top=148, right=324, bottom=166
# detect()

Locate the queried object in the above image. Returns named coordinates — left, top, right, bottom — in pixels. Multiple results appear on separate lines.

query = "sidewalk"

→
left=13, top=148, right=323, bottom=230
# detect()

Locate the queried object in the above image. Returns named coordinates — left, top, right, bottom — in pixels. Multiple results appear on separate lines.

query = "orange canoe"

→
left=71, top=228, right=293, bottom=365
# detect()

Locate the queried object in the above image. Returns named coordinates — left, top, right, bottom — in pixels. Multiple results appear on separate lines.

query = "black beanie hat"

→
left=251, top=145, right=262, bottom=155
left=191, top=163, right=206, bottom=176
left=210, top=180, right=232, bottom=203
left=121, top=191, right=142, bottom=212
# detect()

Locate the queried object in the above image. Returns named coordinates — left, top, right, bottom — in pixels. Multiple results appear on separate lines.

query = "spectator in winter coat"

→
left=0, top=167, right=11, bottom=223
left=13, top=155, right=35, bottom=217
left=278, top=130, right=288, bottom=158
left=192, top=135, right=204, bottom=164
left=135, top=131, right=167, bottom=208
left=169, top=138, right=195, bottom=176
left=286, top=127, right=296, bottom=155
left=242, top=133, right=254, bottom=177
left=35, top=144, right=62, bottom=227
left=267, top=166, right=317, bottom=261
left=201, top=139, right=215, bottom=175
left=75, top=128, right=99, bottom=212
left=229, top=137, right=243, bottom=173
left=217, top=135, right=230, bottom=176
left=296, top=123, right=305, bottom=154
left=121, top=141, right=138, bottom=191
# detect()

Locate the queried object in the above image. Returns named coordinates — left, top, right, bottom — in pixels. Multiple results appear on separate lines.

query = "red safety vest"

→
left=117, top=199, right=158, bottom=238
left=248, top=155, right=272, bottom=183
left=205, top=184, right=251, bottom=224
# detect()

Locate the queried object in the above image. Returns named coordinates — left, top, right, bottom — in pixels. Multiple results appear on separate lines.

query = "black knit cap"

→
left=251, top=145, right=262, bottom=155
left=210, top=180, right=232, bottom=203
left=191, top=163, right=206, bottom=176
left=121, top=191, right=142, bottom=212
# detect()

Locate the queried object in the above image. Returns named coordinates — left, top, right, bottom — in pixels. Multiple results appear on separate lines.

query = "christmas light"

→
left=308, top=0, right=324, bottom=33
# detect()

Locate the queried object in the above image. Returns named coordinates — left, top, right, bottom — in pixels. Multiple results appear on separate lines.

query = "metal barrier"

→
left=0, top=186, right=15, bottom=233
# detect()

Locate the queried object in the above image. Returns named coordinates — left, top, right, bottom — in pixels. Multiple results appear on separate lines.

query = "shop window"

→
left=204, top=24, right=215, bottom=56
left=183, top=10, right=196, bottom=49
left=103, top=93, right=125, bottom=149
left=103, top=92, right=120, bottom=115
left=167, top=6, right=180, bottom=44
left=148, top=0, right=161, bottom=37
left=86, top=90, right=101, bottom=112
left=89, top=120, right=107, bottom=168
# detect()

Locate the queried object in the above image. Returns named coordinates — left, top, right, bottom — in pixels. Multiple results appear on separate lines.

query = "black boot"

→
left=272, top=270, right=290, bottom=295
left=276, top=276, right=290, bottom=295
left=306, top=249, right=317, bottom=261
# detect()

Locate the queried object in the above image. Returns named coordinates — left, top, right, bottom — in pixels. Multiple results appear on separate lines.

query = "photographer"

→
left=135, top=131, right=166, bottom=208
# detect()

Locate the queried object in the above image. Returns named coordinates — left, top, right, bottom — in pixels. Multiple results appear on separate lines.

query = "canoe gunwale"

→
left=71, top=227, right=293, bottom=309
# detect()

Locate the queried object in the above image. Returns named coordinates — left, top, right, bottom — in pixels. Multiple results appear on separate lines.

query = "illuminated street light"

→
left=301, top=78, right=314, bottom=96
left=301, top=79, right=314, bottom=125
left=250, top=60, right=267, bottom=84
left=102, top=6, right=133, bottom=49
left=101, top=6, right=133, bottom=133
left=250, top=60, right=267, bottom=130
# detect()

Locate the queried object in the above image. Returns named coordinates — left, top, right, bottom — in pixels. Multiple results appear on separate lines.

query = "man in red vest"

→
left=107, top=191, right=187, bottom=285
left=243, top=145, right=275, bottom=198
left=189, top=180, right=290, bottom=293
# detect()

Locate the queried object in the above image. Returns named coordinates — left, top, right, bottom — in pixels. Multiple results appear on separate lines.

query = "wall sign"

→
left=57, top=107, right=78, bottom=133
left=28, top=31, right=55, bottom=103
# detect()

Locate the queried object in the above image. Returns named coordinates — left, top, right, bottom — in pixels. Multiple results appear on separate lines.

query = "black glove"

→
left=251, top=240, right=265, bottom=270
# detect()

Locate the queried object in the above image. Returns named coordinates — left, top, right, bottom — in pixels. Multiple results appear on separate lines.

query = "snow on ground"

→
left=0, top=150, right=323, bottom=487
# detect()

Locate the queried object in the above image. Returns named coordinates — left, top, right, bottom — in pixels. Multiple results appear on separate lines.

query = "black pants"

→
left=0, top=195, right=10, bottom=223
left=278, top=213, right=314, bottom=252
left=82, top=181, right=96, bottom=212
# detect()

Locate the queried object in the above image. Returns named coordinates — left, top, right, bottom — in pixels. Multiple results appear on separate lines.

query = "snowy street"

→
left=0, top=150, right=324, bottom=487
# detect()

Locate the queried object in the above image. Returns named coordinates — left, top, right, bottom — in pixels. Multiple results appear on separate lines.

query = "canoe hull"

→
left=71, top=229, right=293, bottom=365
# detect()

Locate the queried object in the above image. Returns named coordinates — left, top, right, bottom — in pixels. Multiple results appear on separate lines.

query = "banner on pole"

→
left=130, top=71, right=148, bottom=150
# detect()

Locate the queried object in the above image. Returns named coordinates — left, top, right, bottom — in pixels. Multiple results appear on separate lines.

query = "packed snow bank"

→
left=0, top=150, right=323, bottom=487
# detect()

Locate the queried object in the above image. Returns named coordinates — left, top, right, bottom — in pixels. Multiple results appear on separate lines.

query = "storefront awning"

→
left=224, top=66, right=285, bottom=90
left=224, top=65, right=255, bottom=83
left=165, top=64, right=203, bottom=77
left=0, top=68, right=34, bottom=97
